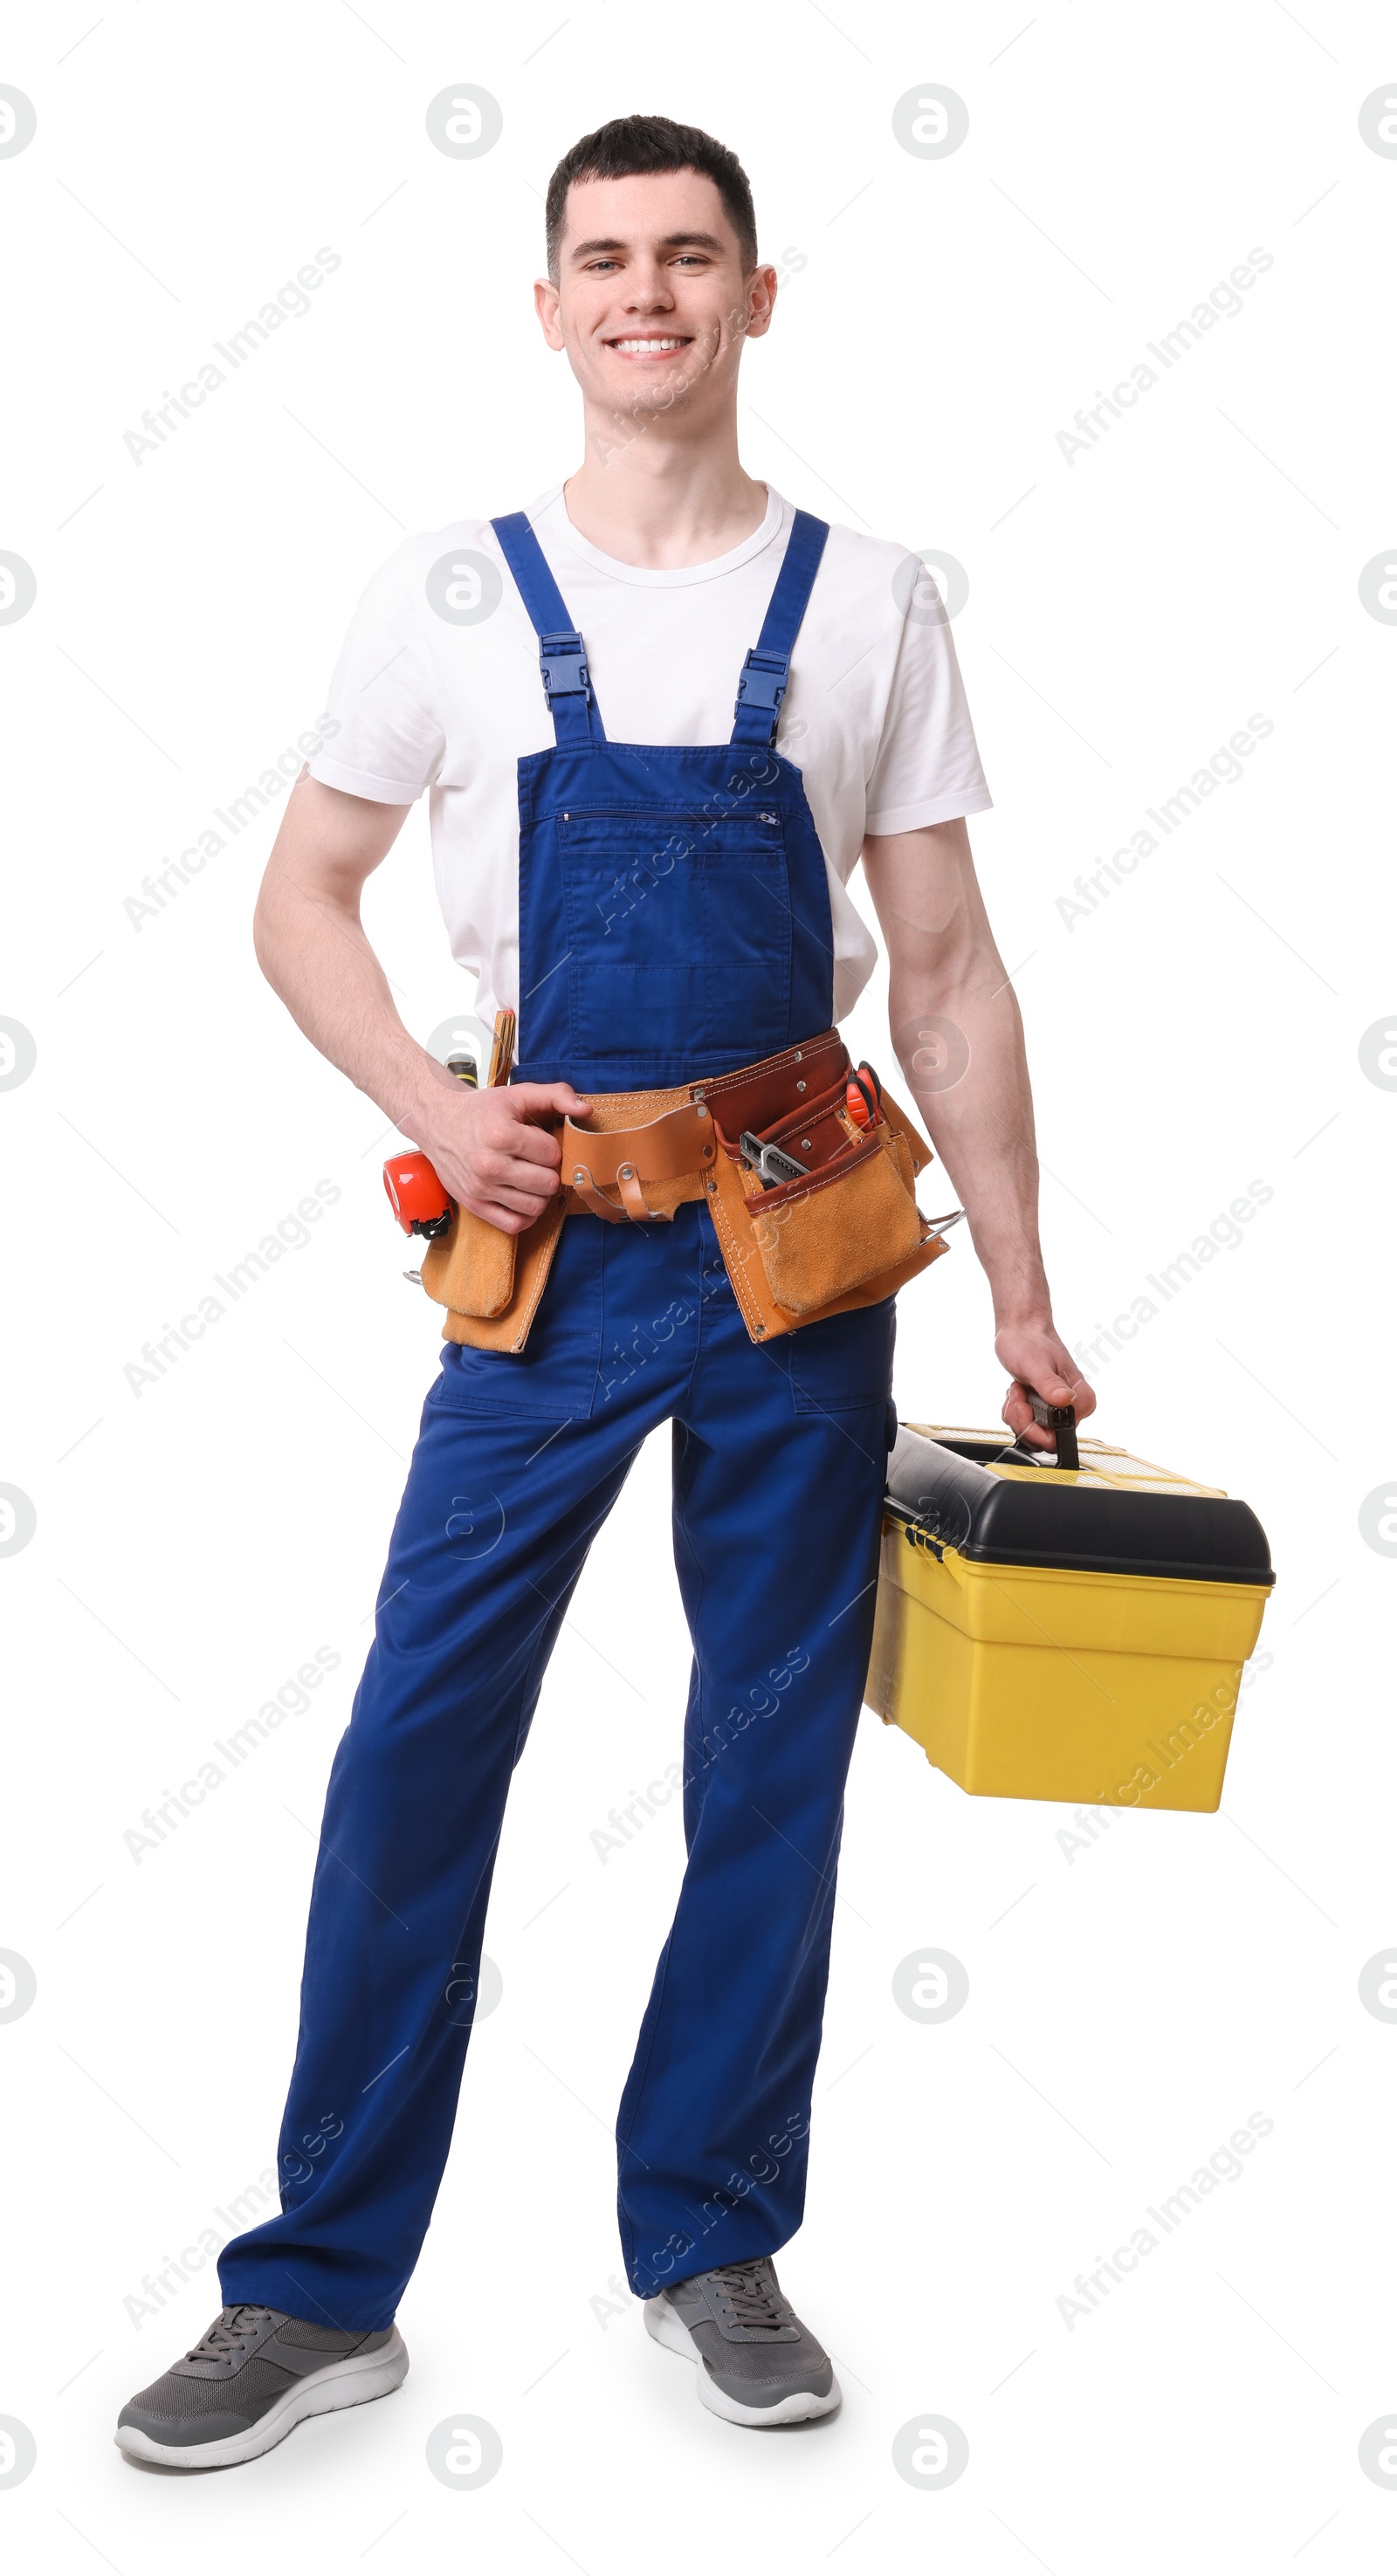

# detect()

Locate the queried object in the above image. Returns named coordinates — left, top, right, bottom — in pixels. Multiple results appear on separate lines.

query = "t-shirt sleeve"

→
left=863, top=558, right=993, bottom=835
left=305, top=543, right=445, bottom=805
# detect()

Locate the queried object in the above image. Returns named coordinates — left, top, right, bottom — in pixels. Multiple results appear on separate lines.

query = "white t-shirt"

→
left=307, top=484, right=992, bottom=1026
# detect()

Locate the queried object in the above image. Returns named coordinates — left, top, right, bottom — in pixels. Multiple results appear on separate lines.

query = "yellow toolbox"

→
left=866, top=1413, right=1275, bottom=1811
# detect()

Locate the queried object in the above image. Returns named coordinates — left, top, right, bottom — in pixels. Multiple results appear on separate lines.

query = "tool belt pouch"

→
left=418, top=1004, right=526, bottom=1327
left=716, top=1075, right=928, bottom=1320
left=420, top=1208, right=516, bottom=1320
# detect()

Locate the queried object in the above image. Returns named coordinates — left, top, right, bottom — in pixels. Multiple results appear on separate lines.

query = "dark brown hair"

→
left=545, top=114, right=758, bottom=278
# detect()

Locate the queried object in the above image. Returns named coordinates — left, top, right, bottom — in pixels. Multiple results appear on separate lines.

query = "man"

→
left=116, top=113, right=1092, bottom=2467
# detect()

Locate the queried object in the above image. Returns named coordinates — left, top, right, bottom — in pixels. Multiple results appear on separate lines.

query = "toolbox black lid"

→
left=885, top=1425, right=1276, bottom=1588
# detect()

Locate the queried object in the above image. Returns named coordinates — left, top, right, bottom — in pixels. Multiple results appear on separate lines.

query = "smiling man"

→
left=115, top=113, right=1092, bottom=2468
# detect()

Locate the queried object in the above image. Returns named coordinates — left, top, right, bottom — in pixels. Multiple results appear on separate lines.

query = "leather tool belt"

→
left=421, top=1022, right=953, bottom=1353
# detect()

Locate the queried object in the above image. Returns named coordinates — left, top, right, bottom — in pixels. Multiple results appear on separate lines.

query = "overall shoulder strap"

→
left=492, top=511, right=605, bottom=745
left=730, top=510, right=830, bottom=748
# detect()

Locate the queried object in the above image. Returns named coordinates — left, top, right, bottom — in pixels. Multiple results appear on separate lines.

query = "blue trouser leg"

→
left=215, top=1414, right=640, bottom=2325
left=218, top=1205, right=892, bottom=2327
left=615, top=1286, right=892, bottom=2294
left=217, top=1224, right=658, bottom=2328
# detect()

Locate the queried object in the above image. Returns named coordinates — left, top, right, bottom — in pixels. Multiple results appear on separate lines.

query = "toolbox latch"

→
left=904, top=1516, right=946, bottom=1562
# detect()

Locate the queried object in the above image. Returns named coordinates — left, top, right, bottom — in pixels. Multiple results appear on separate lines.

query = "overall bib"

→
left=220, top=511, right=898, bottom=2328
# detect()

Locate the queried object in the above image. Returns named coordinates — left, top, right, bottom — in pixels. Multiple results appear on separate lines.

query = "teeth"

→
left=612, top=338, right=685, bottom=352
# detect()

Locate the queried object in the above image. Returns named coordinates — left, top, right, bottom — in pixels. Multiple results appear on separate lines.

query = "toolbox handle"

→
left=1025, top=1388, right=1079, bottom=1471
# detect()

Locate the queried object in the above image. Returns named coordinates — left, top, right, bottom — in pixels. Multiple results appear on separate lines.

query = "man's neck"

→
left=561, top=418, right=768, bottom=569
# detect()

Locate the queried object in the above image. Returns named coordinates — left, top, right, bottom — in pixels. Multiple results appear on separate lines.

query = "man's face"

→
left=535, top=168, right=774, bottom=422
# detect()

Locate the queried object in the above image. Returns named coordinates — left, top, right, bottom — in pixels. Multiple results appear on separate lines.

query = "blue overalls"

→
left=220, top=510, right=897, bottom=2328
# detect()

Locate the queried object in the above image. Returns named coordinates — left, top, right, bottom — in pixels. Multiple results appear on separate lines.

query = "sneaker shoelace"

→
left=709, top=2262, right=788, bottom=2333
left=186, top=2305, right=276, bottom=2364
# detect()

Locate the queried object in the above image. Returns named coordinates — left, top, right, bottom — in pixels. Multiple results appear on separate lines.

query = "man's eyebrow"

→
left=568, top=230, right=727, bottom=261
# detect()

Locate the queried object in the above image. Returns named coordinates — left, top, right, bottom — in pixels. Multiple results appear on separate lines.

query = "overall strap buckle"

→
left=733, top=646, right=790, bottom=746
left=490, top=515, right=606, bottom=743
left=728, top=511, right=829, bottom=751
left=539, top=630, right=592, bottom=706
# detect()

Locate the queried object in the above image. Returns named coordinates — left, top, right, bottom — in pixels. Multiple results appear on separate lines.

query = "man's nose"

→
left=621, top=264, right=675, bottom=311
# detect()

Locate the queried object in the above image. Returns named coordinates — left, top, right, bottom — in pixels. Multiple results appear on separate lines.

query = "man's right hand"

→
left=248, top=779, right=594, bottom=1235
left=415, top=1079, right=594, bottom=1234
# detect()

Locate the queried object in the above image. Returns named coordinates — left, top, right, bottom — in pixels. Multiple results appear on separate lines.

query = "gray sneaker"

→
left=114, top=2303, right=408, bottom=2470
left=644, top=2257, right=840, bottom=2426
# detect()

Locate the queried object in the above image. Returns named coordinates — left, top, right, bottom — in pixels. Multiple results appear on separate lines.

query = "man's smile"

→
left=603, top=333, right=695, bottom=361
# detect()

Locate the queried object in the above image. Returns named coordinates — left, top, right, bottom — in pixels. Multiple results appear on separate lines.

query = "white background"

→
left=2, top=1, right=1394, bottom=2566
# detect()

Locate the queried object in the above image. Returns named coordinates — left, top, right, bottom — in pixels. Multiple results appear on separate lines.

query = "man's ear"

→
left=534, top=275, right=565, bottom=350
left=743, top=265, right=779, bottom=342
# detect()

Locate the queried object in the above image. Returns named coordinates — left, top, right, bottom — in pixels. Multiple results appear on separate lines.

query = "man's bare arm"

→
left=861, top=818, right=1095, bottom=1446
left=251, top=772, right=590, bottom=1233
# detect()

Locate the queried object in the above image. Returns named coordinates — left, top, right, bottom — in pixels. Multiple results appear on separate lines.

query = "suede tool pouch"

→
left=420, top=1207, right=517, bottom=1319
left=419, top=1003, right=520, bottom=1320
left=717, top=1079, right=927, bottom=1319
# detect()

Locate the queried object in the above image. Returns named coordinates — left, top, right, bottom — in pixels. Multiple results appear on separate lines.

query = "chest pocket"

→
left=559, top=807, right=794, bottom=1064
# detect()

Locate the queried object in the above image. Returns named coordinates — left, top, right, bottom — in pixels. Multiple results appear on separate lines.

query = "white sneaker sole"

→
left=643, top=2296, right=841, bottom=2427
left=114, top=2327, right=409, bottom=2470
